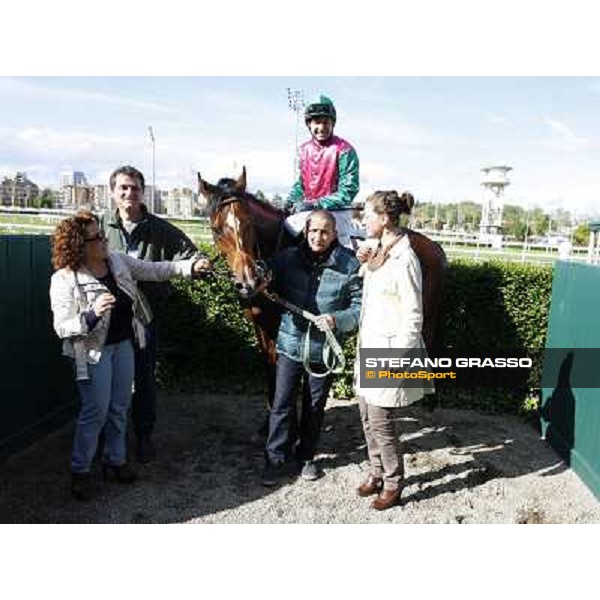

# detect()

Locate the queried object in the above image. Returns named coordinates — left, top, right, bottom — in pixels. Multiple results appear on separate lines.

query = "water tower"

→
left=479, top=165, right=512, bottom=239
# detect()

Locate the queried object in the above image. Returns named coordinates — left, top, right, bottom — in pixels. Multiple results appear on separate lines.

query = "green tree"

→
left=444, top=205, right=456, bottom=228
left=551, top=208, right=572, bottom=232
left=413, top=200, right=482, bottom=231
left=39, top=188, right=54, bottom=208
left=413, top=202, right=437, bottom=228
left=529, top=207, right=550, bottom=237
left=30, top=188, right=54, bottom=209
left=573, top=223, right=589, bottom=247
left=503, top=204, right=527, bottom=239
left=456, top=201, right=481, bottom=232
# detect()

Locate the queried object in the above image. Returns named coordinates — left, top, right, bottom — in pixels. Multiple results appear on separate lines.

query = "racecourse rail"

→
left=0, top=206, right=590, bottom=266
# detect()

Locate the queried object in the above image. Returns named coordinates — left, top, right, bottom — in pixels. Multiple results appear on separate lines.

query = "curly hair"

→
left=51, top=210, right=98, bottom=271
left=365, top=190, right=414, bottom=226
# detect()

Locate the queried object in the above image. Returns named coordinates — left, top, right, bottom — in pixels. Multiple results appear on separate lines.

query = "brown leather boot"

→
left=357, top=476, right=383, bottom=497
left=372, top=488, right=402, bottom=510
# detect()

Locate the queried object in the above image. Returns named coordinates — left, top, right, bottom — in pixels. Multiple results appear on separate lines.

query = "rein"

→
left=261, top=290, right=345, bottom=378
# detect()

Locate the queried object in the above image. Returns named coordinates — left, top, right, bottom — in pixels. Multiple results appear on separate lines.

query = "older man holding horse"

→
left=261, top=209, right=362, bottom=486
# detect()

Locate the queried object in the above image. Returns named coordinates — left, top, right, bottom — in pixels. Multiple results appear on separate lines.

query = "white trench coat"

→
left=355, top=235, right=434, bottom=407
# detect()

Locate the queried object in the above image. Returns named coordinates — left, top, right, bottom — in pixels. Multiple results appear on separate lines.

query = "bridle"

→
left=210, top=194, right=269, bottom=294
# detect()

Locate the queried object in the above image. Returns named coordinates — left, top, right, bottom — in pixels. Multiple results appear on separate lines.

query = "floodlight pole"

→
left=287, top=88, right=305, bottom=178
left=148, top=126, right=156, bottom=213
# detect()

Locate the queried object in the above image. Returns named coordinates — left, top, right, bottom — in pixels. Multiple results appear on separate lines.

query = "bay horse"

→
left=198, top=167, right=447, bottom=410
left=198, top=168, right=284, bottom=410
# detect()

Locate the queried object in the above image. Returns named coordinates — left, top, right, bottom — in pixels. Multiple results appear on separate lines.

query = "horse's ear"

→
left=197, top=172, right=213, bottom=198
left=234, top=166, right=247, bottom=193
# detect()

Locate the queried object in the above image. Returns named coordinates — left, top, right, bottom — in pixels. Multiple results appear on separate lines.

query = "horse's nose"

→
left=235, top=282, right=255, bottom=298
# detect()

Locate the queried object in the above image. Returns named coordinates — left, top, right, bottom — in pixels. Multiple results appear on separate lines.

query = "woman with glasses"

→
left=49, top=210, right=210, bottom=501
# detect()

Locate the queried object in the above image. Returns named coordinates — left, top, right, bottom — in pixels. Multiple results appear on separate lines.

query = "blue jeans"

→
left=265, top=354, right=333, bottom=464
left=72, top=340, right=134, bottom=473
left=132, top=322, right=157, bottom=437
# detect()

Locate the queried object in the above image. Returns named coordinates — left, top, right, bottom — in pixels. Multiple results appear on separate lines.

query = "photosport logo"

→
left=359, top=348, right=600, bottom=389
left=364, top=367, right=458, bottom=381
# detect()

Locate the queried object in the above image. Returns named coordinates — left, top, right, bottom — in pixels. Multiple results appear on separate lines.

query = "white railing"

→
left=0, top=208, right=590, bottom=265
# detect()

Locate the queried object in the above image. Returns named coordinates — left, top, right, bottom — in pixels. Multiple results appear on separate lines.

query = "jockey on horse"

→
left=285, top=95, right=360, bottom=249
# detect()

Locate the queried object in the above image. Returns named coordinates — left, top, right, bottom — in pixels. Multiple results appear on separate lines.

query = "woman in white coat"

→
left=355, top=191, right=433, bottom=510
left=50, top=211, right=210, bottom=501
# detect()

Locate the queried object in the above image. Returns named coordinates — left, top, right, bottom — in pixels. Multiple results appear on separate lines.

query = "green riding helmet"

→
left=304, top=95, right=337, bottom=125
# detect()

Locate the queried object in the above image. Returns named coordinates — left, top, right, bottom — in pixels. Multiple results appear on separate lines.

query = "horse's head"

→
left=198, top=167, right=268, bottom=299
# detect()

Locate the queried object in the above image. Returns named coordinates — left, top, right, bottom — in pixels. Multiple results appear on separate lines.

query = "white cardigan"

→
left=355, top=235, right=434, bottom=407
left=50, top=251, right=194, bottom=380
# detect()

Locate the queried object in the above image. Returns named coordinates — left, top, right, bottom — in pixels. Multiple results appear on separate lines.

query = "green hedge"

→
left=158, top=243, right=263, bottom=393
left=158, top=247, right=553, bottom=413
left=442, top=259, right=551, bottom=349
left=435, top=260, right=552, bottom=413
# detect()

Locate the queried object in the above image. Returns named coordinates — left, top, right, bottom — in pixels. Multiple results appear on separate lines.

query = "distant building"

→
left=0, top=172, right=40, bottom=207
left=0, top=177, right=13, bottom=206
left=92, top=184, right=111, bottom=211
left=144, top=185, right=163, bottom=214
left=157, top=190, right=169, bottom=214
left=196, top=190, right=209, bottom=214
left=60, top=171, right=88, bottom=188
left=61, top=185, right=92, bottom=209
left=166, top=187, right=194, bottom=218
left=59, top=171, right=91, bottom=209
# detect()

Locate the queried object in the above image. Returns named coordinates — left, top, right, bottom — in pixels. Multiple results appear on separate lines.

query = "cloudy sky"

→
left=1, top=76, right=599, bottom=217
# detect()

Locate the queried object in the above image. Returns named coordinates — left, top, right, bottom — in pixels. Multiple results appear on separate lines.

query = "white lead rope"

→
left=262, top=290, right=346, bottom=378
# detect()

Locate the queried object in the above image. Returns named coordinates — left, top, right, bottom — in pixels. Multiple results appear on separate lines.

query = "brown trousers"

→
left=358, top=396, right=404, bottom=491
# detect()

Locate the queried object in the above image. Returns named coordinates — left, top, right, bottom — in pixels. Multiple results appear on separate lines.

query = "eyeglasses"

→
left=84, top=232, right=107, bottom=243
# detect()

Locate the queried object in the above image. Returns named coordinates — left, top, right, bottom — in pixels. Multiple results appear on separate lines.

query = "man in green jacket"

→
left=100, top=165, right=209, bottom=462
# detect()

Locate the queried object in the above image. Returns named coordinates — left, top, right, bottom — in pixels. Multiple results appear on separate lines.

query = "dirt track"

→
left=1, top=392, right=598, bottom=524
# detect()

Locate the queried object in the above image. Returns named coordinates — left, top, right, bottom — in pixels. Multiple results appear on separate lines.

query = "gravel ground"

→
left=1, top=391, right=598, bottom=524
